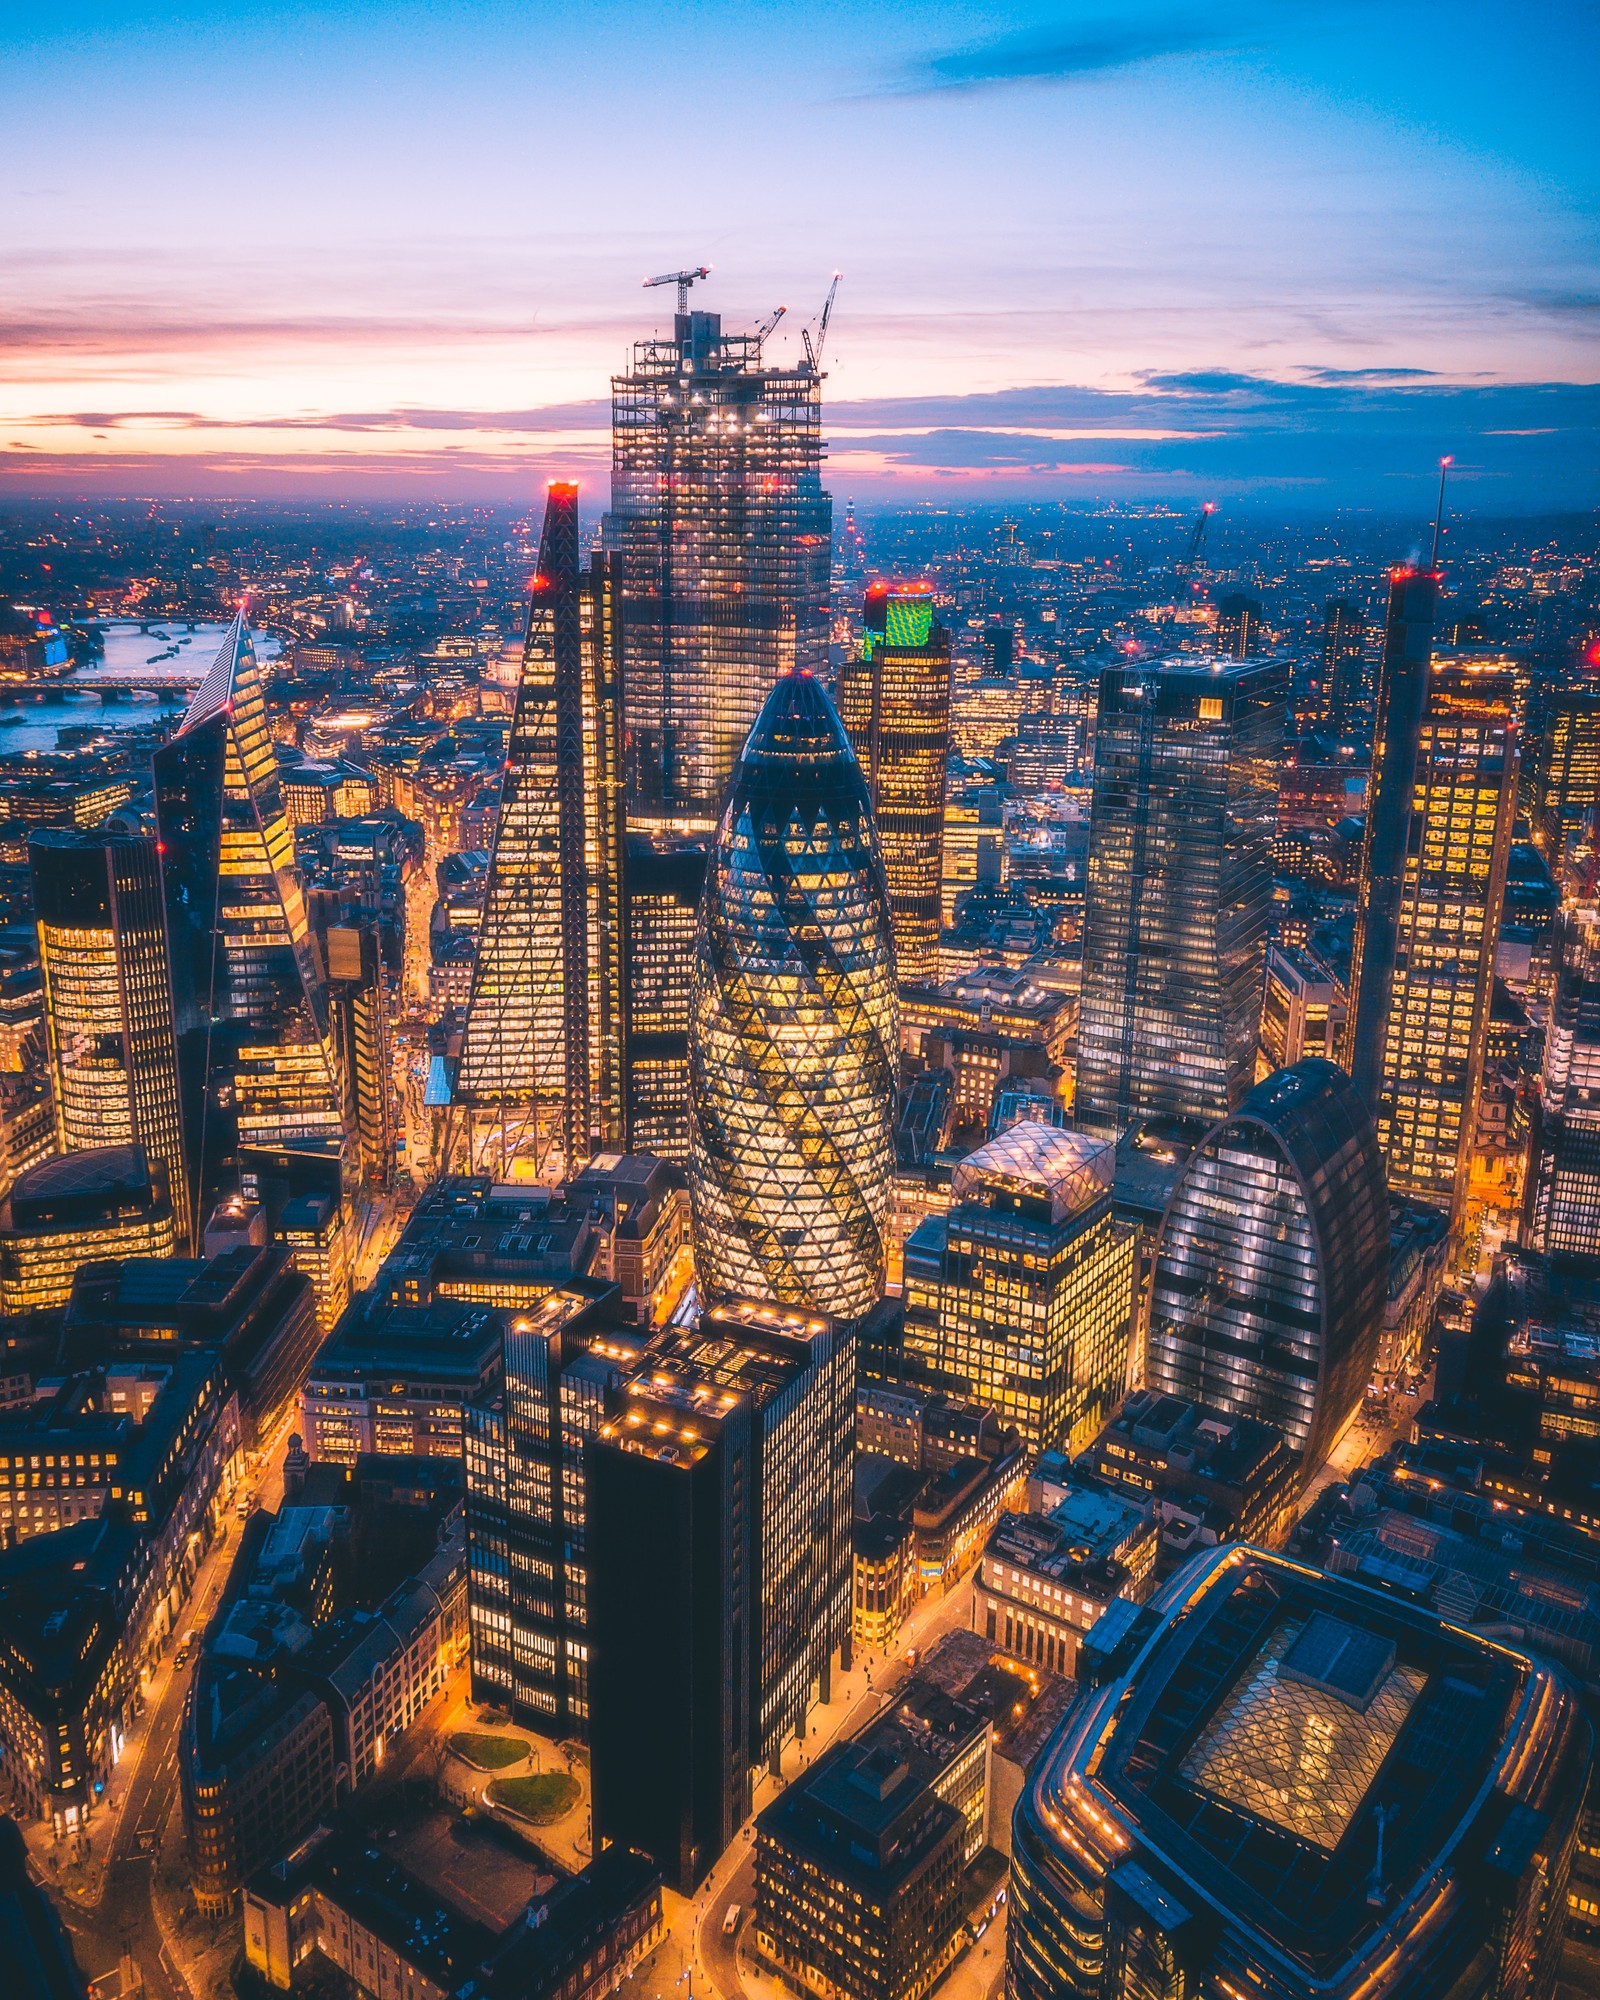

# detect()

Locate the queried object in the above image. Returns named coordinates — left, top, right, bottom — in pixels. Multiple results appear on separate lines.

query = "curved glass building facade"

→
left=689, top=670, right=898, bottom=1319
left=1146, top=1058, right=1388, bottom=1472
left=1009, top=1544, right=1592, bottom=2000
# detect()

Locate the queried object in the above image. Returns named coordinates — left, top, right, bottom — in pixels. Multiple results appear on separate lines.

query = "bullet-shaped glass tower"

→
left=688, top=670, right=898, bottom=1319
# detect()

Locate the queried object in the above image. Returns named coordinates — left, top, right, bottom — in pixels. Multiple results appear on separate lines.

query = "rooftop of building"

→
left=1091, top=1389, right=1291, bottom=1489
left=951, top=1119, right=1113, bottom=1224
left=1026, top=1544, right=1582, bottom=1981
left=987, top=1476, right=1153, bottom=1588
left=310, top=1295, right=504, bottom=1384
left=1111, top=1118, right=1202, bottom=1230
left=902, top=962, right=1070, bottom=1018
left=2, top=1144, right=165, bottom=1230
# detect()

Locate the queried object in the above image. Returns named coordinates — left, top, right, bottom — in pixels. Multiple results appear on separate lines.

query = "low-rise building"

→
left=565, top=1152, right=693, bottom=1326
left=300, top=1297, right=503, bottom=1462
left=244, top=1829, right=662, bottom=2000
left=1379, top=1199, right=1451, bottom=1383
left=0, top=1147, right=177, bottom=1314
left=1075, top=1389, right=1297, bottom=1555
left=899, top=967, right=1071, bottom=1140
left=973, top=1476, right=1157, bottom=1679
left=752, top=1679, right=988, bottom=2000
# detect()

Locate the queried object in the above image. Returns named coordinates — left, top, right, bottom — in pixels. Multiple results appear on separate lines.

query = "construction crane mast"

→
left=1175, top=502, right=1215, bottom=582
left=800, top=272, right=842, bottom=374
left=644, top=265, right=712, bottom=315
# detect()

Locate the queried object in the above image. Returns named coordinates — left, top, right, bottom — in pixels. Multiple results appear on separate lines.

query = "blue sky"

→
left=2, top=0, right=1596, bottom=504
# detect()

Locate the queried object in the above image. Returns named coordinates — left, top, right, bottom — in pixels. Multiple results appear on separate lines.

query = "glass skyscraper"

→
left=1076, top=658, right=1283, bottom=1139
left=1525, top=898, right=1600, bottom=1265
left=609, top=302, right=832, bottom=828
left=1530, top=688, right=1600, bottom=886
left=1368, top=659, right=1518, bottom=1221
left=836, top=583, right=952, bottom=986
left=152, top=613, right=345, bottom=1230
left=30, top=828, right=190, bottom=1252
left=457, top=484, right=606, bottom=1178
left=1146, top=1058, right=1389, bottom=1472
left=898, top=1121, right=1135, bottom=1455
left=688, top=669, right=898, bottom=1320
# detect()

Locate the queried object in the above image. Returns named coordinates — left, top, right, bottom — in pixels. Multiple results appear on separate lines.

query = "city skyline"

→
left=3, top=1, right=1597, bottom=504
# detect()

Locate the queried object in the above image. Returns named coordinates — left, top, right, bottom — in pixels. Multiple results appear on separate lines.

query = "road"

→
left=38, top=1417, right=302, bottom=2000
left=617, top=1574, right=983, bottom=2000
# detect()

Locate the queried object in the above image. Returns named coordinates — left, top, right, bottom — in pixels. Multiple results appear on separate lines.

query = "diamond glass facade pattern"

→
left=30, top=829, right=190, bottom=1253
left=609, top=307, right=832, bottom=823
left=688, top=671, right=898, bottom=1319
left=1008, top=1545, right=1593, bottom=2000
left=1526, top=901, right=1600, bottom=1263
left=900, top=1122, right=1134, bottom=1454
left=1076, top=659, right=1284, bottom=1139
left=1370, top=661, right=1518, bottom=1220
left=1180, top=1618, right=1425, bottom=1851
left=153, top=615, right=345, bottom=1225
left=836, top=584, right=952, bottom=986
left=1147, top=1059, right=1389, bottom=1471
left=457, top=486, right=583, bottom=1176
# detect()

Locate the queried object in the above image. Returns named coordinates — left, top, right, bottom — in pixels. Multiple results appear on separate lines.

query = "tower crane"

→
left=752, top=304, right=787, bottom=346
left=800, top=272, right=842, bottom=374
left=644, top=266, right=711, bottom=315
left=1175, top=502, right=1215, bottom=581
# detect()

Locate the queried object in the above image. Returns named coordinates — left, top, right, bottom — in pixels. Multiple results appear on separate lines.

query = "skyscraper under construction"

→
left=836, top=583, right=952, bottom=986
left=608, top=284, right=832, bottom=827
left=456, top=484, right=624, bottom=1177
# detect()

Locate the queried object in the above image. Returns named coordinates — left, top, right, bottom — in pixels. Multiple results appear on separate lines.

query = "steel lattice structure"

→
left=689, top=670, right=898, bottom=1319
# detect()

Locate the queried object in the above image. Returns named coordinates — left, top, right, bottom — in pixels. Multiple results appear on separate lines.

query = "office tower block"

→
left=939, top=783, right=1005, bottom=931
left=322, top=921, right=391, bottom=1194
left=836, top=584, right=952, bottom=985
left=1368, top=660, right=1518, bottom=1220
left=1321, top=596, right=1368, bottom=728
left=153, top=613, right=345, bottom=1226
left=587, top=1301, right=855, bottom=1893
left=1530, top=689, right=1600, bottom=886
left=688, top=670, right=898, bottom=1319
left=1146, top=1059, right=1389, bottom=1473
left=618, top=832, right=707, bottom=1160
left=0, top=1145, right=178, bottom=1312
left=1525, top=899, right=1600, bottom=1265
left=1343, top=565, right=1439, bottom=1110
left=457, top=484, right=594, bottom=1178
left=1076, top=659, right=1284, bottom=1139
left=1212, top=591, right=1262, bottom=658
left=1008, top=1544, right=1592, bottom=2000
left=29, top=828, right=190, bottom=1251
left=898, top=1122, right=1134, bottom=1455
left=609, top=296, right=831, bottom=826
left=464, top=1285, right=640, bottom=1737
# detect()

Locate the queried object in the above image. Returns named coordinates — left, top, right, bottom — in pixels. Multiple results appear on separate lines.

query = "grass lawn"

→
left=488, top=1772, right=581, bottom=1824
left=449, top=1732, right=529, bottom=1772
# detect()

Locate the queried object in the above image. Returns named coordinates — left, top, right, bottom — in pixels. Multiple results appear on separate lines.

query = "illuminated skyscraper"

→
left=1530, top=688, right=1600, bottom=886
left=1076, top=659, right=1283, bottom=1139
left=898, top=1122, right=1135, bottom=1455
left=609, top=293, right=831, bottom=826
left=1212, top=592, right=1262, bottom=659
left=618, top=832, right=706, bottom=1161
left=1321, top=597, right=1367, bottom=729
left=30, top=828, right=190, bottom=1251
left=153, top=614, right=345, bottom=1228
left=836, top=583, right=951, bottom=985
left=1525, top=899, right=1600, bottom=1265
left=456, top=486, right=626, bottom=1177
left=1146, top=1059, right=1389, bottom=1473
left=688, top=670, right=898, bottom=1319
left=1343, top=566, right=1438, bottom=1111
left=588, top=1299, right=855, bottom=1892
left=1367, top=660, right=1518, bottom=1220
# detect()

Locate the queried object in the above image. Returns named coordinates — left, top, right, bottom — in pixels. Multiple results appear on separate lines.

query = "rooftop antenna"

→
left=644, top=266, right=712, bottom=316
left=1430, top=456, right=1453, bottom=572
